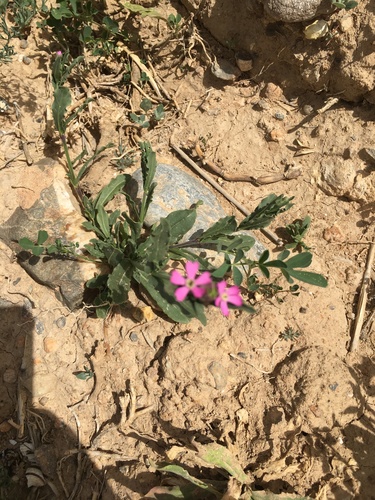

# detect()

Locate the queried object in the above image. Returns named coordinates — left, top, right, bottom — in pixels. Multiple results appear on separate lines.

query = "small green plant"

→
left=129, top=98, right=165, bottom=129
left=280, top=326, right=302, bottom=341
left=144, top=442, right=312, bottom=499
left=74, top=366, right=94, bottom=381
left=167, top=13, right=182, bottom=32
left=285, top=216, right=311, bottom=251
left=111, top=141, right=135, bottom=170
left=331, top=0, right=358, bottom=10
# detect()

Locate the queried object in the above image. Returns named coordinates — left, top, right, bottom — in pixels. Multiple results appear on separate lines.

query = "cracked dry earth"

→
left=0, top=0, right=375, bottom=498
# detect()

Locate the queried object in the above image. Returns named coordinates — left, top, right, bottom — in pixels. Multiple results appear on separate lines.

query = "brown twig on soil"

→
left=13, top=102, right=33, bottom=165
left=349, top=242, right=375, bottom=352
left=170, top=139, right=283, bottom=246
left=195, top=142, right=301, bottom=185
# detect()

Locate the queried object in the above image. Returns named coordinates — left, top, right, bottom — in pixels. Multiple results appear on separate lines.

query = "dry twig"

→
left=349, top=242, right=375, bottom=352
left=170, top=139, right=283, bottom=246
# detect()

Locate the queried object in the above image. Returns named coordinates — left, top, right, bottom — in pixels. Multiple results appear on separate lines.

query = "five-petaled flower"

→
left=214, top=281, right=243, bottom=317
left=170, top=261, right=212, bottom=302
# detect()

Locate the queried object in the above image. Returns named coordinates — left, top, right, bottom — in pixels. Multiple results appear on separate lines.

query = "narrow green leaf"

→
left=286, top=269, right=328, bottom=287
left=151, top=462, right=221, bottom=496
left=197, top=443, right=250, bottom=484
left=199, top=216, right=237, bottom=240
left=264, top=259, right=287, bottom=269
left=225, top=234, right=255, bottom=252
left=96, top=205, right=111, bottom=239
left=52, top=86, right=71, bottom=134
left=107, top=260, right=132, bottom=304
left=94, top=174, right=127, bottom=209
left=238, top=194, right=293, bottom=231
left=285, top=252, right=312, bottom=269
left=137, top=219, right=170, bottom=266
left=164, top=209, right=196, bottom=244
left=233, top=266, right=243, bottom=286
left=122, top=1, right=165, bottom=19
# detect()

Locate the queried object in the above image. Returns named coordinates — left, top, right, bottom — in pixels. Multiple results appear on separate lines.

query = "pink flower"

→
left=215, top=281, right=242, bottom=317
left=170, top=261, right=212, bottom=302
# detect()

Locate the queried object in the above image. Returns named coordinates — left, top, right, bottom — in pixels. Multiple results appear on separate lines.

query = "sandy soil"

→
left=0, top=0, right=374, bottom=498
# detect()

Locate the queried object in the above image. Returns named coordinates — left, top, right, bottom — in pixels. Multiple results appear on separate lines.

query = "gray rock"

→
left=263, top=0, right=332, bottom=22
left=0, top=175, right=103, bottom=310
left=130, top=163, right=266, bottom=261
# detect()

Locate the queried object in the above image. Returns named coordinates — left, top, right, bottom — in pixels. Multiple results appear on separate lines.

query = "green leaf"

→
left=233, top=266, right=243, bottom=286
left=199, top=216, right=237, bottom=240
left=238, top=194, right=293, bottom=231
left=154, top=103, right=165, bottom=121
left=150, top=461, right=221, bottom=496
left=197, top=443, right=250, bottom=484
left=285, top=252, right=312, bottom=269
left=259, top=250, right=269, bottom=264
left=86, top=274, right=108, bottom=289
left=18, top=238, right=44, bottom=256
left=107, top=260, right=132, bottom=304
left=258, top=264, right=270, bottom=279
left=211, top=262, right=231, bottom=279
left=140, top=142, right=157, bottom=192
left=94, top=174, right=127, bottom=208
left=137, top=218, right=170, bottom=266
left=225, top=234, right=255, bottom=252
left=140, top=98, right=152, bottom=112
left=285, top=269, right=328, bottom=287
left=36, top=230, right=48, bottom=245
left=264, top=259, right=287, bottom=269
left=96, top=205, right=111, bottom=239
left=164, top=209, right=196, bottom=244
left=52, top=86, right=71, bottom=134
left=122, top=2, right=165, bottom=19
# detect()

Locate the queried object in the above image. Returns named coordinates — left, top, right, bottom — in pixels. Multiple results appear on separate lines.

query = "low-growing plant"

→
left=280, top=326, right=302, bottom=341
left=19, top=138, right=328, bottom=323
left=285, top=216, right=311, bottom=251
left=144, top=442, right=312, bottom=499
left=129, top=98, right=165, bottom=129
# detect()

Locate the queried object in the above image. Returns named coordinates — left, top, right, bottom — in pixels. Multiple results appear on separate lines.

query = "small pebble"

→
left=302, top=104, right=314, bottom=115
left=257, top=99, right=270, bottom=111
left=55, top=316, right=66, bottom=329
left=274, top=111, right=285, bottom=121
left=211, top=59, right=241, bottom=81
left=43, top=337, right=57, bottom=353
left=299, top=307, right=308, bottom=314
left=23, top=56, right=32, bottom=65
left=129, top=332, right=139, bottom=342
left=35, top=319, right=44, bottom=335
left=329, top=382, right=338, bottom=391
left=19, top=39, right=28, bottom=49
left=237, top=352, right=247, bottom=359
left=208, top=361, right=227, bottom=391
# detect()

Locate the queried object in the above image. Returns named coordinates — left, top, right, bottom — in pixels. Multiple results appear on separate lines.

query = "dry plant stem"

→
left=13, top=102, right=33, bottom=165
left=122, top=46, right=164, bottom=100
left=170, top=140, right=283, bottom=246
left=349, top=242, right=375, bottom=352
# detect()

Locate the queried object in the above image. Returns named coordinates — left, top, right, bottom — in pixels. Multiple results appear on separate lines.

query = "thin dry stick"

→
left=13, top=102, right=33, bottom=165
left=122, top=46, right=164, bottom=100
left=170, top=140, right=283, bottom=246
left=349, top=242, right=375, bottom=352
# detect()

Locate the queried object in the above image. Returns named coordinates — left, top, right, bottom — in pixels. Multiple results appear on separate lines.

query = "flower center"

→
left=186, top=279, right=195, bottom=289
left=221, top=292, right=228, bottom=301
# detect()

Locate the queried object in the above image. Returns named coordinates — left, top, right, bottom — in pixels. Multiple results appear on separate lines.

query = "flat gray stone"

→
left=0, top=175, right=103, bottom=310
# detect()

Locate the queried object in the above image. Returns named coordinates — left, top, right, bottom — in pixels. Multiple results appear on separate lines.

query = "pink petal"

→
left=216, top=281, right=227, bottom=295
left=175, top=286, right=190, bottom=302
left=185, top=261, right=199, bottom=280
left=194, top=271, right=212, bottom=286
left=219, top=300, right=229, bottom=317
left=191, top=287, right=207, bottom=299
left=228, top=294, right=242, bottom=307
left=170, top=270, right=186, bottom=286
